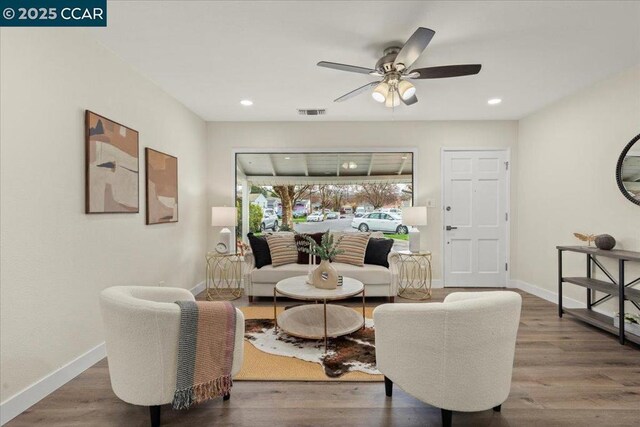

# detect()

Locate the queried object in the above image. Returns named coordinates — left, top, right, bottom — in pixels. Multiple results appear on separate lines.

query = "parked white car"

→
left=351, top=212, right=408, bottom=234
left=307, top=211, right=324, bottom=222
left=260, top=208, right=279, bottom=231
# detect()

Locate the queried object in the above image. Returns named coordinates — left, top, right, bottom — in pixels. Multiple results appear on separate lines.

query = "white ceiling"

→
left=90, top=1, right=640, bottom=121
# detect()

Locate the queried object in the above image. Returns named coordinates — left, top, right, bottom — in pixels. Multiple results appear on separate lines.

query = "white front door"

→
left=442, top=150, right=509, bottom=287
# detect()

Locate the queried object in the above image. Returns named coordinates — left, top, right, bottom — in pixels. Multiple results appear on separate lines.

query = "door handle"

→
left=446, top=226, right=458, bottom=231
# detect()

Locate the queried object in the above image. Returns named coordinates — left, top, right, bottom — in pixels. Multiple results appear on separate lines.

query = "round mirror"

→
left=617, top=133, right=640, bottom=206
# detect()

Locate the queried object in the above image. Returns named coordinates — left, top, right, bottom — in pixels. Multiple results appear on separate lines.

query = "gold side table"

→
left=397, top=251, right=432, bottom=300
left=205, top=252, right=244, bottom=301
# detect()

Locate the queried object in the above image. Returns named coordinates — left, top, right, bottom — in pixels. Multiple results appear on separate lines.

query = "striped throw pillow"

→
left=333, top=233, right=370, bottom=266
left=265, top=233, right=298, bottom=267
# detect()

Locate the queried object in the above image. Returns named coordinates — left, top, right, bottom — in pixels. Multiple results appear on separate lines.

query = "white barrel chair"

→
left=374, top=291, right=522, bottom=427
left=100, top=286, right=244, bottom=427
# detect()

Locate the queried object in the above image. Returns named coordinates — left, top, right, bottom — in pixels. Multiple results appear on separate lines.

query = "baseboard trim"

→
left=512, top=279, right=584, bottom=308
left=0, top=342, right=106, bottom=425
left=190, top=280, right=206, bottom=296
left=0, top=282, right=205, bottom=426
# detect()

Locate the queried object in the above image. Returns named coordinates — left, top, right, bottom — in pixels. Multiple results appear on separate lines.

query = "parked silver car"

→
left=260, top=208, right=279, bottom=231
left=351, top=212, right=408, bottom=234
left=325, top=211, right=339, bottom=220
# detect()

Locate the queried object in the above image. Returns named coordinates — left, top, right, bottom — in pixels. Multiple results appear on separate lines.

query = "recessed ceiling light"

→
left=487, top=98, right=502, bottom=105
left=240, top=99, right=253, bottom=106
left=284, top=156, right=291, bottom=160
left=342, top=161, right=358, bottom=170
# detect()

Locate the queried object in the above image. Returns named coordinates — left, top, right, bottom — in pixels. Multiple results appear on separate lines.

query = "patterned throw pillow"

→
left=265, top=233, right=299, bottom=267
left=333, top=233, right=370, bottom=266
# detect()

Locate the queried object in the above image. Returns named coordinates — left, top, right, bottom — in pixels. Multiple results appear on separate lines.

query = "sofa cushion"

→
left=247, top=233, right=271, bottom=269
left=266, top=233, right=298, bottom=267
left=333, top=233, right=370, bottom=266
left=294, top=232, right=324, bottom=265
left=365, top=238, right=394, bottom=268
left=251, top=262, right=391, bottom=286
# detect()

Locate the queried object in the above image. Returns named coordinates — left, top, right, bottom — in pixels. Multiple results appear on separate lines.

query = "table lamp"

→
left=402, top=206, right=428, bottom=253
left=211, top=206, right=237, bottom=254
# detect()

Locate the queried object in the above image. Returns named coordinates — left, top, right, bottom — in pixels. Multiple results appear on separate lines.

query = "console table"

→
left=557, top=246, right=640, bottom=345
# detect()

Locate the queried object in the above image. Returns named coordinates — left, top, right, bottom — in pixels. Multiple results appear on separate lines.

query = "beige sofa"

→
left=244, top=250, right=401, bottom=302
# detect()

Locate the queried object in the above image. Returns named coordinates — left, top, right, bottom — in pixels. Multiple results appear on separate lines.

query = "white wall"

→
left=517, top=66, right=640, bottom=311
left=0, top=28, right=208, bottom=406
left=207, top=121, right=519, bottom=280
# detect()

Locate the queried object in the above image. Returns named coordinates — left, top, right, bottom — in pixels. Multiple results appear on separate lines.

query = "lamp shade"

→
left=211, top=206, right=237, bottom=227
left=402, top=206, right=427, bottom=226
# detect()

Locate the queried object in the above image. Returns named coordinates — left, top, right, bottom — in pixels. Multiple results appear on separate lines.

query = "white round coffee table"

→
left=273, top=276, right=365, bottom=352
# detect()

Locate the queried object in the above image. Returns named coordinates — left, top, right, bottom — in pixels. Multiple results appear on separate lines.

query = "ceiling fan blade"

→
left=409, top=64, right=482, bottom=79
left=400, top=94, right=418, bottom=106
left=393, top=27, right=435, bottom=71
left=333, top=81, right=380, bottom=102
left=317, top=61, right=377, bottom=75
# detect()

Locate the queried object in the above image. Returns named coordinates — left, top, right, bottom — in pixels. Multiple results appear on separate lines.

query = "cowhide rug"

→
left=244, top=317, right=379, bottom=378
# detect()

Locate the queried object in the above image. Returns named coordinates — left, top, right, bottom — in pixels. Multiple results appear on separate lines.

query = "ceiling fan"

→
left=317, top=27, right=481, bottom=107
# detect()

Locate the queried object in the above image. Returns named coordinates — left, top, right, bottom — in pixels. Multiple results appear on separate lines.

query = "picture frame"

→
left=145, top=148, right=179, bottom=224
left=85, top=110, right=140, bottom=213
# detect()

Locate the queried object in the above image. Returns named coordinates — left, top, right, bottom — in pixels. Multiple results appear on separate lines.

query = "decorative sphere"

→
left=595, top=234, right=616, bottom=250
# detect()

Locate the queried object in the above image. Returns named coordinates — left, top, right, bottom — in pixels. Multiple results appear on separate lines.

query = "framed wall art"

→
left=85, top=110, right=139, bottom=213
left=145, top=148, right=178, bottom=224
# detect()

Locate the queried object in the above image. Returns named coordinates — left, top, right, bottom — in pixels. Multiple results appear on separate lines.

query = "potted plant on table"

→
left=296, top=231, right=344, bottom=290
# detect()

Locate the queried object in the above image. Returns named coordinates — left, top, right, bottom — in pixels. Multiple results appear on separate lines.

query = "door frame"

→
left=440, top=147, right=511, bottom=287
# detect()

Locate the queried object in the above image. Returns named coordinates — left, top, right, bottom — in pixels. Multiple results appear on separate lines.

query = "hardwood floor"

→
left=6, top=289, right=640, bottom=426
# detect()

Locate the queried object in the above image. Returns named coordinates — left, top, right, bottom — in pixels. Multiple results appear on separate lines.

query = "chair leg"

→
left=441, top=409, right=452, bottom=427
left=248, top=296, right=254, bottom=303
left=223, top=392, right=231, bottom=401
left=149, top=405, right=161, bottom=427
left=493, top=404, right=501, bottom=412
left=384, top=376, right=393, bottom=397
left=389, top=296, right=395, bottom=303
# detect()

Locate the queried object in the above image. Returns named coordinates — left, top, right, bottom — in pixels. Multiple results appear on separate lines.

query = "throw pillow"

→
left=333, top=233, right=370, bottom=267
left=294, top=232, right=324, bottom=265
left=364, top=238, right=394, bottom=268
left=266, top=233, right=298, bottom=267
left=247, top=233, right=272, bottom=269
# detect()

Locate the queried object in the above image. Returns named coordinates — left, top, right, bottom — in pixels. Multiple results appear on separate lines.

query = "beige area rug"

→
left=235, top=306, right=383, bottom=382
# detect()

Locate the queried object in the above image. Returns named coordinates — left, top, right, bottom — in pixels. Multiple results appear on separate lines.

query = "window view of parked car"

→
left=351, top=212, right=408, bottom=234
left=307, top=211, right=325, bottom=222
left=261, top=208, right=279, bottom=231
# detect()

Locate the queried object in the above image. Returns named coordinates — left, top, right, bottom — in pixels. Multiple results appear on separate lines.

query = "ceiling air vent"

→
left=297, top=108, right=326, bottom=116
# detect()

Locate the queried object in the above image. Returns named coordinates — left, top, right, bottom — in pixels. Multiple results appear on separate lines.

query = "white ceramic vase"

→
left=312, top=259, right=339, bottom=290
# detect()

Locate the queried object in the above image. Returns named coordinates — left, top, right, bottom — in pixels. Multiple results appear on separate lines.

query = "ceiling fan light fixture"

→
left=372, top=82, right=389, bottom=103
left=385, top=90, right=400, bottom=108
left=397, top=80, right=416, bottom=100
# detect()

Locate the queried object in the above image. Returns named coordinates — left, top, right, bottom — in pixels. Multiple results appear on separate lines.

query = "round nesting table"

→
left=273, top=276, right=365, bottom=352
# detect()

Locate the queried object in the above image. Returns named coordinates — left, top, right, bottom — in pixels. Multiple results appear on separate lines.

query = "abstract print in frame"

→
left=85, top=110, right=139, bottom=213
left=145, top=148, right=178, bottom=224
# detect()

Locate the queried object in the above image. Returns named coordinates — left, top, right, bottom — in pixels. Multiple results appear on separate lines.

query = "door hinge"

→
left=505, top=212, right=509, bottom=221
left=505, top=262, right=509, bottom=271
left=505, top=161, right=509, bottom=170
